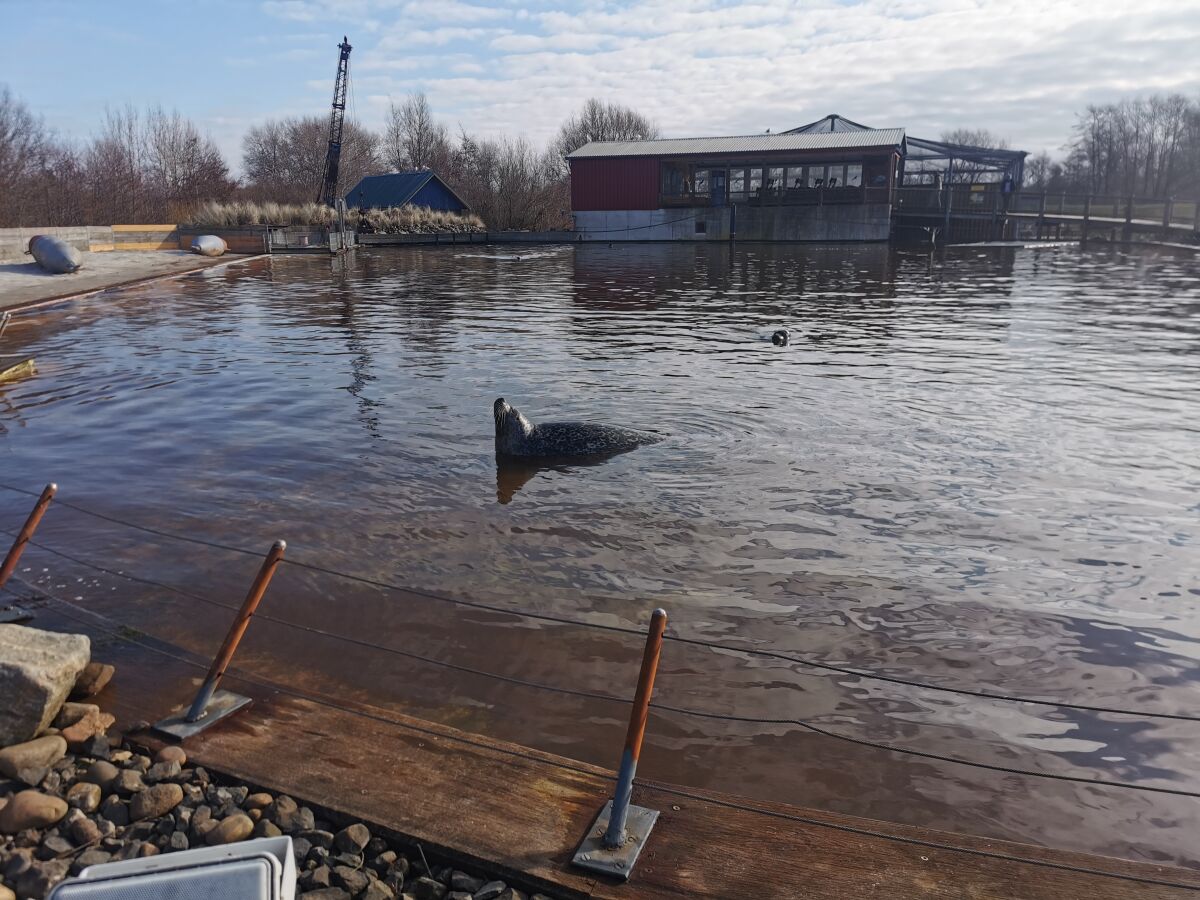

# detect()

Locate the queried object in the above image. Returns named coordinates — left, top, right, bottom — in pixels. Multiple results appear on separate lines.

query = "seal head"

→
left=771, top=329, right=789, bottom=346
left=494, top=397, right=660, bottom=460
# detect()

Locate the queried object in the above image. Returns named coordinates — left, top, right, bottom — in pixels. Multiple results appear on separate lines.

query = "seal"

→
left=494, top=398, right=660, bottom=459
left=771, top=329, right=789, bottom=346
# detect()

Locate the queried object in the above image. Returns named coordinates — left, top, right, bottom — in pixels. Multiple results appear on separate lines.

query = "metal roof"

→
left=566, top=129, right=906, bottom=160
left=344, top=171, right=469, bottom=209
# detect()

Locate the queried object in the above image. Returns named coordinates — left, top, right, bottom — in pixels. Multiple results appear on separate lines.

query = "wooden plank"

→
left=22, top=604, right=1200, bottom=900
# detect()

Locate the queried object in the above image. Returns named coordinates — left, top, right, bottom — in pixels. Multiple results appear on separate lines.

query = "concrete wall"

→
left=573, top=203, right=892, bottom=241
left=0, top=226, right=114, bottom=262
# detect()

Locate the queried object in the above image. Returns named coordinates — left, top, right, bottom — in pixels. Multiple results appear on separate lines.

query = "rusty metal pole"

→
left=573, top=608, right=668, bottom=879
left=0, top=483, right=56, bottom=590
left=604, top=607, right=667, bottom=849
left=185, top=540, right=286, bottom=723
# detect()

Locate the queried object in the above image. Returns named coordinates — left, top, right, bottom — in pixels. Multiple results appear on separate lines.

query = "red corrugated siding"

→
left=570, top=158, right=659, bottom=211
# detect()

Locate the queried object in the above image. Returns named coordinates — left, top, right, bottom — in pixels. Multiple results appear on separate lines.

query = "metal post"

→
left=1081, top=195, right=1091, bottom=244
left=1123, top=195, right=1134, bottom=242
left=1036, top=192, right=1046, bottom=241
left=573, top=608, right=667, bottom=880
left=154, top=540, right=286, bottom=739
left=0, top=483, right=56, bottom=590
left=1162, top=198, right=1173, bottom=238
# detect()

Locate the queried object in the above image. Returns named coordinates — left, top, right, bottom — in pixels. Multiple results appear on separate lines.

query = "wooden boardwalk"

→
left=15, top=598, right=1199, bottom=900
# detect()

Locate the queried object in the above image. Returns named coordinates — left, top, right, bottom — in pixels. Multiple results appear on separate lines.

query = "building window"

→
left=661, top=163, right=689, bottom=197
left=825, top=165, right=844, bottom=188
left=749, top=168, right=762, bottom=194
left=694, top=169, right=710, bottom=194
left=729, top=168, right=746, bottom=201
left=766, top=167, right=784, bottom=191
left=695, top=219, right=707, bottom=234
left=845, top=164, right=862, bottom=187
left=787, top=167, right=805, bottom=188
left=807, top=166, right=826, bottom=188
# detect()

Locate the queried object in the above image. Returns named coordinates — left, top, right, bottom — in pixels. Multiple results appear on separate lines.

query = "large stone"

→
left=410, top=877, right=448, bottom=900
left=0, top=735, right=67, bottom=780
left=300, top=890, right=350, bottom=900
left=450, top=872, right=483, bottom=893
left=70, top=662, right=114, bottom=699
left=334, top=822, right=370, bottom=853
left=332, top=866, right=369, bottom=895
left=474, top=881, right=507, bottom=900
left=131, top=783, right=184, bottom=821
left=112, top=769, right=145, bottom=796
left=154, top=746, right=186, bottom=766
left=206, top=813, right=254, bottom=845
left=0, top=790, right=68, bottom=833
left=82, top=760, right=120, bottom=791
left=267, top=795, right=314, bottom=833
left=0, top=625, right=90, bottom=746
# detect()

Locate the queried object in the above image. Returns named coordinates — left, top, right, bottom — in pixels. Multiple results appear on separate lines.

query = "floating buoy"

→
left=190, top=235, right=227, bottom=257
left=27, top=235, right=82, bottom=273
left=0, top=359, right=36, bottom=384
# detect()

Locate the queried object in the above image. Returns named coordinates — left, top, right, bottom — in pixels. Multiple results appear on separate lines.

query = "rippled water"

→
left=2, top=243, right=1199, bottom=865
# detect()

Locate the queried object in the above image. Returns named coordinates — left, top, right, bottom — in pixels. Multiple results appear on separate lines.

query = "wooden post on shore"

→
left=1163, top=198, right=1173, bottom=239
left=1036, top=192, right=1046, bottom=241
left=1123, top=195, right=1134, bottom=242
left=1081, top=195, right=1092, bottom=244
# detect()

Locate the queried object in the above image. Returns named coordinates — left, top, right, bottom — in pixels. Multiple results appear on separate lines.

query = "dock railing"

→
left=5, top=479, right=1200, bottom=882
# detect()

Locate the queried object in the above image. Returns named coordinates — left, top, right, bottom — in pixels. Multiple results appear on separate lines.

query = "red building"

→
left=567, top=128, right=906, bottom=241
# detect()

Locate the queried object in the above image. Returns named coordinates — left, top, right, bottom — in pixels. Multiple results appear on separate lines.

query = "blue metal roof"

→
left=345, top=171, right=468, bottom=210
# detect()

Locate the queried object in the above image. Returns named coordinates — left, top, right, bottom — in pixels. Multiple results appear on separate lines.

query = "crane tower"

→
left=318, top=36, right=352, bottom=206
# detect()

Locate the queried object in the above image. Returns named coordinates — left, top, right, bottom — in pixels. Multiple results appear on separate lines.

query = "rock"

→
left=127, top=754, right=152, bottom=774
left=410, top=877, right=448, bottom=900
left=131, top=783, right=183, bottom=821
left=0, top=736, right=67, bottom=780
left=80, top=734, right=112, bottom=759
left=82, top=760, right=119, bottom=791
left=70, top=662, right=115, bottom=699
left=144, top=760, right=181, bottom=784
left=448, top=893, right=472, bottom=900
left=308, top=864, right=332, bottom=888
left=72, top=847, right=112, bottom=872
left=268, top=795, right=314, bottom=833
left=206, top=813, right=253, bottom=845
left=109, top=750, right=131, bottom=763
left=168, top=831, right=189, bottom=851
left=301, top=890, right=350, bottom=900
left=38, top=833, right=74, bottom=859
left=333, top=866, right=370, bottom=895
left=0, top=885, right=13, bottom=900
left=254, top=818, right=282, bottom=838
left=475, top=882, right=507, bottom=900
left=66, top=781, right=102, bottom=814
left=292, top=837, right=313, bottom=862
left=302, top=829, right=335, bottom=850
left=112, top=769, right=144, bottom=796
left=370, top=850, right=397, bottom=875
left=363, top=878, right=396, bottom=900
left=0, top=790, right=67, bottom=832
left=244, top=791, right=272, bottom=810
left=154, top=745, right=187, bottom=766
left=0, top=625, right=89, bottom=747
left=500, top=891, right=527, bottom=900
left=330, top=851, right=363, bottom=869
left=69, top=815, right=102, bottom=846
left=334, top=823, right=370, bottom=853
left=450, top=872, right=484, bottom=893
left=3, top=848, right=34, bottom=880
left=98, top=794, right=129, bottom=826
left=14, top=857, right=70, bottom=898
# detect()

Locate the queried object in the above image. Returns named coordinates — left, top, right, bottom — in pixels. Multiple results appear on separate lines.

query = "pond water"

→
left=2, top=243, right=1199, bottom=865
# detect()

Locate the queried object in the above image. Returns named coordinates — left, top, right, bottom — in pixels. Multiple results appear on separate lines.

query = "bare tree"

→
left=552, top=98, right=660, bottom=171
left=384, top=93, right=450, bottom=171
left=939, top=128, right=1009, bottom=150
left=243, top=115, right=381, bottom=204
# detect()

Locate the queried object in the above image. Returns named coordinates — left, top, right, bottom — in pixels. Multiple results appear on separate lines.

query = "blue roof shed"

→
left=345, top=171, right=470, bottom=213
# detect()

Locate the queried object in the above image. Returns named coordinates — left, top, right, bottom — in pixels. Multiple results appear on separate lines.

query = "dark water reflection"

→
left=2, top=243, right=1200, bottom=865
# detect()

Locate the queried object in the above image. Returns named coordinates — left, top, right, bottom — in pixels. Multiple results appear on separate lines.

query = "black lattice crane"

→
left=318, top=36, right=352, bottom=206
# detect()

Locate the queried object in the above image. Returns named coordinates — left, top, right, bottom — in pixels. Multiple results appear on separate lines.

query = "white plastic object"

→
left=48, top=835, right=296, bottom=900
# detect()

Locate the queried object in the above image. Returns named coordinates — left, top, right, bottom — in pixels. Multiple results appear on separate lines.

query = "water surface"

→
left=2, top=243, right=1199, bottom=865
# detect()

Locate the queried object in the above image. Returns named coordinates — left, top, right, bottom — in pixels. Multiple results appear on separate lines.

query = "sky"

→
left=2, top=0, right=1199, bottom=173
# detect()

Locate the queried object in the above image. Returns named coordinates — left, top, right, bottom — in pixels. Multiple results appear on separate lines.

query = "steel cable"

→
left=8, top=544, right=1200, bottom=799
left=4, top=481, right=1200, bottom=723
left=8, top=577, right=1200, bottom=894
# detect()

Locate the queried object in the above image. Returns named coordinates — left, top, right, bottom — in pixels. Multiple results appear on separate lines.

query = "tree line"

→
left=0, top=86, right=657, bottom=230
left=1024, top=95, right=1200, bottom=199
left=3, top=83, right=1198, bottom=230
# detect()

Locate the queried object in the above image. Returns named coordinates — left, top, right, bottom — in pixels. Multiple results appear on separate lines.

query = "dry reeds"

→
left=182, top=200, right=485, bottom=234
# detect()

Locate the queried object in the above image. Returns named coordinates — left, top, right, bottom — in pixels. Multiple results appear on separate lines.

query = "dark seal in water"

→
left=771, top=329, right=789, bottom=346
left=494, top=398, right=660, bottom=460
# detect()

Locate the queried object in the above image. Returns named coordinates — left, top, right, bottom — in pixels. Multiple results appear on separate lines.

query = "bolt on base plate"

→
left=572, top=799, right=659, bottom=880
left=152, top=690, right=252, bottom=740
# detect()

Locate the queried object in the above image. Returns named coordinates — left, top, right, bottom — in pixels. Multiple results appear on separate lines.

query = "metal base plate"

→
left=572, top=800, right=659, bottom=880
left=153, top=690, right=252, bottom=740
